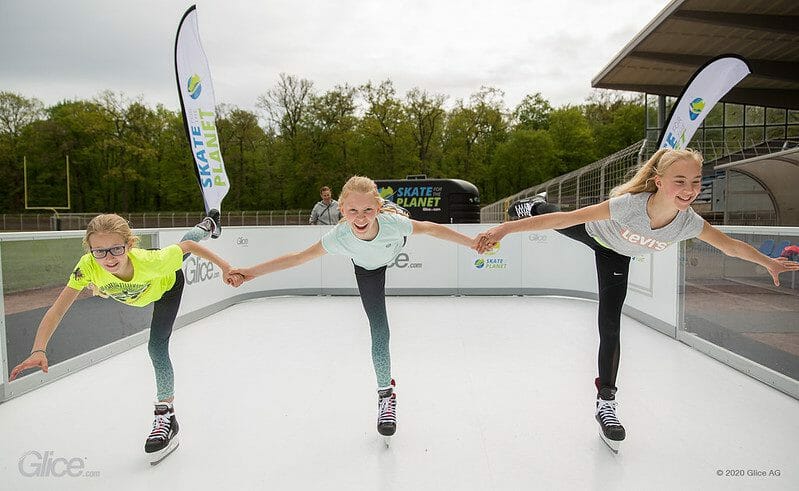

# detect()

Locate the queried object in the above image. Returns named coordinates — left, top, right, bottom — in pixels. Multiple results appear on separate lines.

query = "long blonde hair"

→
left=82, top=214, right=140, bottom=252
left=611, top=148, right=703, bottom=197
left=338, top=175, right=407, bottom=222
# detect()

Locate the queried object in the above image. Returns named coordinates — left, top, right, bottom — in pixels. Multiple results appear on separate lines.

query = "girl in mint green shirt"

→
left=233, top=175, right=476, bottom=440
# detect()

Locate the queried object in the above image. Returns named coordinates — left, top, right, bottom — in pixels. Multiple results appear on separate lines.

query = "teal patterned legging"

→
left=354, top=264, right=392, bottom=389
left=148, top=225, right=209, bottom=400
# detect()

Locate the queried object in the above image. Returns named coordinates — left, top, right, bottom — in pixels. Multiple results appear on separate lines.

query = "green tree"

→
left=492, top=129, right=557, bottom=197
left=0, top=92, right=45, bottom=210
left=359, top=80, right=417, bottom=179
left=584, top=90, right=644, bottom=156
left=217, top=104, right=265, bottom=209
left=404, top=87, right=446, bottom=176
left=547, top=106, right=596, bottom=173
left=442, top=86, right=508, bottom=202
left=512, top=92, right=552, bottom=131
left=305, top=85, right=359, bottom=193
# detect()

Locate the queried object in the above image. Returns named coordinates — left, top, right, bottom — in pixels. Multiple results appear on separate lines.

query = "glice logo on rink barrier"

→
left=18, top=451, right=100, bottom=478
left=184, top=256, right=220, bottom=285
left=388, top=252, right=422, bottom=269
left=236, top=236, right=249, bottom=247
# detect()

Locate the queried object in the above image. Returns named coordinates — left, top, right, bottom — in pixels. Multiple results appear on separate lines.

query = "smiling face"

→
left=653, top=158, right=702, bottom=211
left=341, top=191, right=381, bottom=240
left=320, top=189, right=332, bottom=204
left=88, top=231, right=133, bottom=276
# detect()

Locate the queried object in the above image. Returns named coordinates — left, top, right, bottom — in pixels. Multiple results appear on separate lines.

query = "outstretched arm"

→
left=697, top=222, right=799, bottom=286
left=232, top=241, right=327, bottom=282
left=9, top=286, right=80, bottom=380
left=411, top=220, right=474, bottom=247
left=475, top=201, right=611, bottom=251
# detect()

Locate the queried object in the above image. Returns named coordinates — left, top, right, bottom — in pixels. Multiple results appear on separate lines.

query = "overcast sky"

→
left=0, top=0, right=668, bottom=113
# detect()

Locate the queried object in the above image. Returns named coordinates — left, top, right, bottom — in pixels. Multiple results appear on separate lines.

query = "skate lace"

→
left=148, top=413, right=172, bottom=441
left=378, top=395, right=396, bottom=424
left=596, top=399, right=621, bottom=427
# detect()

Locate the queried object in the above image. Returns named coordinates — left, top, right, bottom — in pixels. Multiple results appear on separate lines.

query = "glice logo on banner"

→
left=187, top=74, right=202, bottom=99
left=184, top=256, right=220, bottom=285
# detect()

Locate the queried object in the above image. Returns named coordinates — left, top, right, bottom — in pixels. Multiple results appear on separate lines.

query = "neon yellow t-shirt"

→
left=66, top=245, right=184, bottom=307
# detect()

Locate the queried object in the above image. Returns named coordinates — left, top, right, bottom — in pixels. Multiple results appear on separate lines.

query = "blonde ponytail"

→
left=611, top=148, right=703, bottom=197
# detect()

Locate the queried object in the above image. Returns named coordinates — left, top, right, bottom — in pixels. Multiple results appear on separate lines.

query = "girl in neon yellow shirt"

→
left=9, top=213, right=239, bottom=464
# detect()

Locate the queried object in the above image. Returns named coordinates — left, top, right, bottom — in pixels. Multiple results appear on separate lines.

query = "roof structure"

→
left=592, top=0, right=799, bottom=109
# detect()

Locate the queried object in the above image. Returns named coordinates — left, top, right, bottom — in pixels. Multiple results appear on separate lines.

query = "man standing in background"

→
left=309, top=186, right=341, bottom=225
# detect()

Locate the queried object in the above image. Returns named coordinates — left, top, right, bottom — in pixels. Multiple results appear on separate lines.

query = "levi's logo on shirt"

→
left=620, top=228, right=668, bottom=251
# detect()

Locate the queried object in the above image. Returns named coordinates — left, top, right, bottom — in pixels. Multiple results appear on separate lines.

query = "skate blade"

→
left=598, top=431, right=620, bottom=454
left=148, top=437, right=180, bottom=466
left=382, top=436, right=392, bottom=448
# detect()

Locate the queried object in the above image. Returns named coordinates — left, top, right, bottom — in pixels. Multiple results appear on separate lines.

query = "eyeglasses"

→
left=90, top=245, right=127, bottom=259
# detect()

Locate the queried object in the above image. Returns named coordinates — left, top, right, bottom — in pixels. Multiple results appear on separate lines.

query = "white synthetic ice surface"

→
left=2, top=296, right=797, bottom=490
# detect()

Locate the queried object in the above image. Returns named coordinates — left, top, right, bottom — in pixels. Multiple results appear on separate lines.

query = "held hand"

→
left=223, top=268, right=245, bottom=287
left=472, top=234, right=493, bottom=254
left=767, top=257, right=799, bottom=286
left=474, top=225, right=506, bottom=254
left=228, top=267, right=258, bottom=284
left=9, top=352, right=48, bottom=381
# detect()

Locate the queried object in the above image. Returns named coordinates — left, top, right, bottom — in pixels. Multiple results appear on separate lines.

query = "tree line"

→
left=0, top=75, right=645, bottom=213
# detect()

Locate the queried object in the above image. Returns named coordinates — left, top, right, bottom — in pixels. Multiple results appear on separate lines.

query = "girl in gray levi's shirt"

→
left=585, top=191, right=705, bottom=257
left=476, top=148, right=799, bottom=453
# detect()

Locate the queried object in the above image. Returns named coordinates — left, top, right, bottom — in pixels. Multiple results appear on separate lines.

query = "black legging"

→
left=537, top=203, right=631, bottom=391
left=148, top=269, right=184, bottom=401
left=353, top=264, right=392, bottom=388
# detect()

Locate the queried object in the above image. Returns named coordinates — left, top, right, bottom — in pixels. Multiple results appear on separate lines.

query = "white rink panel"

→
left=384, top=232, right=464, bottom=291
left=519, top=229, right=598, bottom=292
left=457, top=224, right=524, bottom=290
left=162, top=224, right=680, bottom=331
left=1, top=296, right=796, bottom=490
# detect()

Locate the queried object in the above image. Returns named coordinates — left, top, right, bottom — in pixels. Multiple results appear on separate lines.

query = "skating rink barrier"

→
left=1, top=225, right=797, bottom=401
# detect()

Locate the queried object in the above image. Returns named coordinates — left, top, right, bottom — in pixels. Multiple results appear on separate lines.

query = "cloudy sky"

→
left=0, top=0, right=667, bottom=113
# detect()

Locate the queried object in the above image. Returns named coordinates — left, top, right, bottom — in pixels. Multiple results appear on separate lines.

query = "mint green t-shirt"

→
left=321, top=213, right=413, bottom=270
left=66, top=244, right=184, bottom=307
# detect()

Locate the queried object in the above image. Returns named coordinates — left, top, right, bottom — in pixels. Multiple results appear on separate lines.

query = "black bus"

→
left=375, top=178, right=480, bottom=223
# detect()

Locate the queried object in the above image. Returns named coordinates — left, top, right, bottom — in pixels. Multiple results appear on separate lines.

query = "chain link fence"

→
left=0, top=210, right=313, bottom=232
left=481, top=140, right=646, bottom=223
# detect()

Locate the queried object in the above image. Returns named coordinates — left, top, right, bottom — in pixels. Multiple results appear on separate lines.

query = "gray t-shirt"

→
left=584, top=192, right=705, bottom=257
left=310, top=200, right=341, bottom=225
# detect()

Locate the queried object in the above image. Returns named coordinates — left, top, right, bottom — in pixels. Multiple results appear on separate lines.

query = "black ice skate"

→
left=145, top=402, right=180, bottom=465
left=595, top=384, right=625, bottom=454
left=507, top=192, right=547, bottom=220
left=198, top=209, right=222, bottom=239
left=377, top=379, right=397, bottom=447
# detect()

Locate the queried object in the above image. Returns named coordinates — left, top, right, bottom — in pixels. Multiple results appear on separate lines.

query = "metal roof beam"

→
left=628, top=51, right=799, bottom=84
left=672, top=10, right=799, bottom=36
left=594, top=84, right=799, bottom=109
